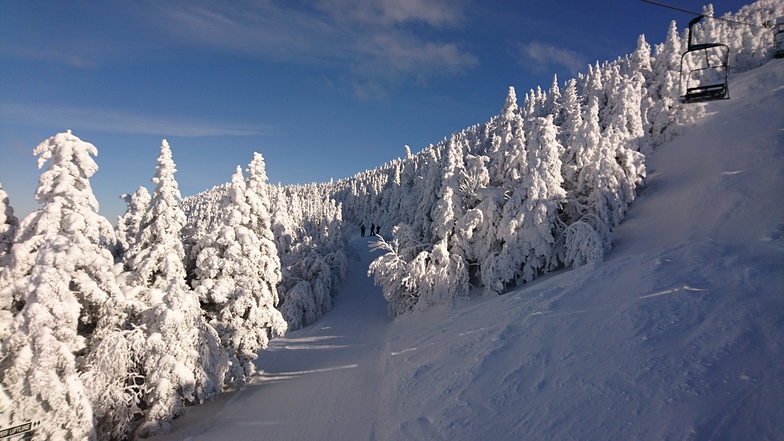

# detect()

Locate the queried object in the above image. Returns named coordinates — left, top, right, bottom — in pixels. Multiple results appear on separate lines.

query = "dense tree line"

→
left=0, top=135, right=289, bottom=439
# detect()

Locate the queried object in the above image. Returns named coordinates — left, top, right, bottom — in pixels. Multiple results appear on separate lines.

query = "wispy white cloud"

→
left=315, top=0, right=467, bottom=27
left=0, top=41, right=98, bottom=68
left=145, top=0, right=477, bottom=97
left=516, top=41, right=587, bottom=76
left=349, top=30, right=478, bottom=97
left=1, top=103, right=271, bottom=137
left=150, top=1, right=347, bottom=64
left=3, top=1, right=477, bottom=98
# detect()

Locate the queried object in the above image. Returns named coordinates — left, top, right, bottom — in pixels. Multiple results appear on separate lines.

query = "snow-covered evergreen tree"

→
left=369, top=134, right=472, bottom=312
left=115, top=186, right=150, bottom=260
left=272, top=183, right=348, bottom=329
left=0, top=183, right=19, bottom=336
left=125, top=140, right=226, bottom=437
left=495, top=115, right=566, bottom=284
left=125, top=140, right=188, bottom=296
left=494, top=87, right=527, bottom=188
left=579, top=95, right=643, bottom=229
left=648, top=20, right=682, bottom=145
left=368, top=228, right=426, bottom=315
left=425, top=136, right=470, bottom=307
left=81, top=325, right=147, bottom=440
left=0, top=130, right=121, bottom=440
left=0, top=182, right=17, bottom=269
left=191, top=163, right=287, bottom=386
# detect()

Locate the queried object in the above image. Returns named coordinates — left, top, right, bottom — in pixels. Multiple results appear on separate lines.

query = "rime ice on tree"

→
left=0, top=131, right=120, bottom=440
left=192, top=158, right=287, bottom=386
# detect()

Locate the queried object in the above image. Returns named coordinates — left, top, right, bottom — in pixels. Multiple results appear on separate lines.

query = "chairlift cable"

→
left=640, top=0, right=768, bottom=28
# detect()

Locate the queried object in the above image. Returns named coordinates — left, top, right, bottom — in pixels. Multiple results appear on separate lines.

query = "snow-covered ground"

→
left=156, top=59, right=784, bottom=441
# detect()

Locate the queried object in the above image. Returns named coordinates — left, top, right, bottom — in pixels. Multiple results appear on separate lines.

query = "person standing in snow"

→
left=361, top=224, right=366, bottom=237
left=370, top=223, right=375, bottom=236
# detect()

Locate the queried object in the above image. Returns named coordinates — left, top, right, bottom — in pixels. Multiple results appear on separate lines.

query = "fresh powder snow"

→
left=153, top=58, right=784, bottom=441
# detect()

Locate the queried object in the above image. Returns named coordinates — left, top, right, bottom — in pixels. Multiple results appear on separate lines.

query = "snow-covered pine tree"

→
left=495, top=87, right=527, bottom=188
left=648, top=20, right=682, bottom=145
left=191, top=164, right=287, bottom=386
left=126, top=140, right=226, bottom=437
left=520, top=115, right=567, bottom=275
left=693, top=4, right=717, bottom=46
left=630, top=34, right=655, bottom=153
left=0, top=182, right=19, bottom=336
left=368, top=225, right=428, bottom=315
left=2, top=239, right=96, bottom=440
left=431, top=135, right=464, bottom=242
left=81, top=324, right=147, bottom=440
left=559, top=78, right=586, bottom=219
left=454, top=153, right=499, bottom=269
left=0, top=182, right=17, bottom=269
left=544, top=75, right=562, bottom=125
left=580, top=95, right=640, bottom=230
left=80, top=186, right=156, bottom=440
left=125, top=140, right=188, bottom=296
left=0, top=130, right=124, bottom=440
left=115, top=186, right=151, bottom=260
left=495, top=115, right=566, bottom=285
left=319, top=199, right=349, bottom=295
left=425, top=135, right=469, bottom=308
left=411, top=148, right=442, bottom=244
left=481, top=86, right=530, bottom=291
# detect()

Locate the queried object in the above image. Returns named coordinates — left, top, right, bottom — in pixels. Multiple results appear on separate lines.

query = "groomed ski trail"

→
left=162, top=235, right=392, bottom=441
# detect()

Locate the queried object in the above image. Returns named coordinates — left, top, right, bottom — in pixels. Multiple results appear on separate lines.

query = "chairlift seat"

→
left=682, top=83, right=728, bottom=103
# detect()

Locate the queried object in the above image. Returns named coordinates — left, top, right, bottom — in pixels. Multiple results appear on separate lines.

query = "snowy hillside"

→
left=160, top=59, right=784, bottom=440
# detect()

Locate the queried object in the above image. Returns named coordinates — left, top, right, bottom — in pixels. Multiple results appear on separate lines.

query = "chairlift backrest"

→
left=775, top=17, right=784, bottom=58
left=679, top=15, right=730, bottom=103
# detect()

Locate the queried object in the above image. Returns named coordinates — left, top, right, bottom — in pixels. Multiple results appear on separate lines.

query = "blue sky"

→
left=0, top=0, right=751, bottom=221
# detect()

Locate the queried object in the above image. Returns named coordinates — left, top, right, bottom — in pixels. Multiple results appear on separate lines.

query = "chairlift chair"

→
left=774, top=17, right=784, bottom=58
left=679, top=15, right=730, bottom=103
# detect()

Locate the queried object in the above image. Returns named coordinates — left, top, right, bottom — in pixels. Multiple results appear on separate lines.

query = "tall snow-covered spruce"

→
left=0, top=182, right=19, bottom=336
left=124, top=140, right=226, bottom=438
left=0, top=130, right=121, bottom=440
left=0, top=182, right=17, bottom=269
left=191, top=156, right=287, bottom=386
left=115, top=186, right=151, bottom=258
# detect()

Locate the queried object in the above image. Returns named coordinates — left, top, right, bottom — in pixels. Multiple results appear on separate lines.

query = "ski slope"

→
left=155, top=59, right=784, bottom=441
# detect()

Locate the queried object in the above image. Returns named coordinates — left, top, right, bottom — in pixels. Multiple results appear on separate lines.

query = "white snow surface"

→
left=155, top=60, right=784, bottom=441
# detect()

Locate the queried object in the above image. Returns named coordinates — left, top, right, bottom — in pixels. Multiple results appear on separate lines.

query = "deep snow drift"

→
left=157, top=59, right=784, bottom=441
